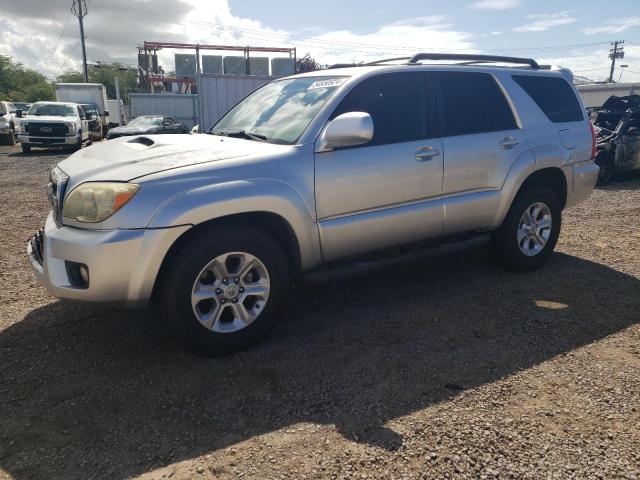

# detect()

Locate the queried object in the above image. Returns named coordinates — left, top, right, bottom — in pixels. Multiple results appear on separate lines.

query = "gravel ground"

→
left=0, top=143, right=639, bottom=480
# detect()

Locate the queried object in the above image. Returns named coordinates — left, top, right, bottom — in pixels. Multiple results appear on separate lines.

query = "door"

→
left=77, top=106, right=89, bottom=140
left=315, top=72, right=444, bottom=261
left=435, top=71, right=526, bottom=234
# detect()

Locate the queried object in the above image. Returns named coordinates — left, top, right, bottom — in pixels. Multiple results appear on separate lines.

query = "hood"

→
left=57, top=133, right=282, bottom=185
left=23, top=115, right=76, bottom=122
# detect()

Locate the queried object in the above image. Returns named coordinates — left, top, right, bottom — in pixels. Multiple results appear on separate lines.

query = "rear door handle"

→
left=500, top=136, right=520, bottom=149
left=415, top=146, right=440, bottom=161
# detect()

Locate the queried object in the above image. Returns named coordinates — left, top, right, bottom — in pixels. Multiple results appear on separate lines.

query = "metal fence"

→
left=128, top=75, right=274, bottom=131
left=129, top=93, right=199, bottom=128
left=198, top=74, right=273, bottom=130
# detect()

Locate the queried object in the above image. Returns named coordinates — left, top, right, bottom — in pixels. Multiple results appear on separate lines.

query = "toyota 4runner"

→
left=27, top=54, right=599, bottom=356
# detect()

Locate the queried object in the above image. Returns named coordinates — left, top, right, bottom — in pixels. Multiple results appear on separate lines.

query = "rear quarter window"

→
left=512, top=75, right=583, bottom=123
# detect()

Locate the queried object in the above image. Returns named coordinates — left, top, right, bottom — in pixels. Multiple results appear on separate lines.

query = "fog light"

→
left=79, top=265, right=89, bottom=284
left=65, top=261, right=89, bottom=289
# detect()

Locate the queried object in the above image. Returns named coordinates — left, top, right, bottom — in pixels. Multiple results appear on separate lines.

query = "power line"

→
left=49, top=14, right=73, bottom=61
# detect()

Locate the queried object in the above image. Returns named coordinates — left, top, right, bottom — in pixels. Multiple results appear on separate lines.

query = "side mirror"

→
left=317, top=112, right=373, bottom=152
left=104, top=110, right=109, bottom=116
left=16, top=110, right=23, bottom=118
left=162, top=120, right=171, bottom=127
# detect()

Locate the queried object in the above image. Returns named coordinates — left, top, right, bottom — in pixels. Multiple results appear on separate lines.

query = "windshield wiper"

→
left=211, top=130, right=268, bottom=142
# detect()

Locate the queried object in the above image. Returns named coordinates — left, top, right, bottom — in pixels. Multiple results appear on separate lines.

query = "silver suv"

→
left=27, top=54, right=599, bottom=356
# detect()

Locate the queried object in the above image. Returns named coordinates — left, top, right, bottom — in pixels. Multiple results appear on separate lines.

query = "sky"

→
left=1, top=0, right=639, bottom=83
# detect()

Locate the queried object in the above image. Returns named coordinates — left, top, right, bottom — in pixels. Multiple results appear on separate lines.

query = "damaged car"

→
left=590, top=94, right=640, bottom=185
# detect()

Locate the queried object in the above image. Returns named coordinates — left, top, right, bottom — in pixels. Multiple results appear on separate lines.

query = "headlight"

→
left=66, top=123, right=76, bottom=135
left=62, top=182, right=139, bottom=223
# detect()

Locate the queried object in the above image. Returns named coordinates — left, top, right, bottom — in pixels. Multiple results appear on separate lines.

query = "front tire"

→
left=493, top=185, right=561, bottom=272
left=595, top=150, right=613, bottom=185
left=21, top=144, right=31, bottom=154
left=155, top=225, right=292, bottom=357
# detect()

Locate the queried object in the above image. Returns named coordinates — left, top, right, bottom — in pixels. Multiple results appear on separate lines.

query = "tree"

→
left=0, top=55, right=55, bottom=102
left=57, top=63, right=138, bottom=99
left=296, top=53, right=323, bottom=73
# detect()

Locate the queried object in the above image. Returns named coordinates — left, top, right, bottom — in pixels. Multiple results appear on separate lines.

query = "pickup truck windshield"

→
left=210, top=76, right=347, bottom=144
left=28, top=104, right=75, bottom=117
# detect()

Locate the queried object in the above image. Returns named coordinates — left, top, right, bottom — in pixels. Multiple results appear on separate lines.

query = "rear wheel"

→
left=493, top=185, right=561, bottom=272
left=155, top=225, right=292, bottom=357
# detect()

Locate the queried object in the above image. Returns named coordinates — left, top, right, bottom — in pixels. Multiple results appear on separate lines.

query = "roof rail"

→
left=328, top=57, right=413, bottom=69
left=408, top=53, right=540, bottom=69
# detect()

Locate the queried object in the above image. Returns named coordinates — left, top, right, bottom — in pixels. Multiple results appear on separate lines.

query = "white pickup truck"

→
left=17, top=101, right=91, bottom=154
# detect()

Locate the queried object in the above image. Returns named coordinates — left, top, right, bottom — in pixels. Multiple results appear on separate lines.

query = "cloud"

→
left=514, top=11, right=576, bottom=32
left=469, top=0, right=520, bottom=10
left=583, top=17, right=640, bottom=35
left=538, top=45, right=640, bottom=83
left=0, top=0, right=475, bottom=78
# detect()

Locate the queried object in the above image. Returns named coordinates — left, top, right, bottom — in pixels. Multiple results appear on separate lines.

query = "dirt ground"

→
left=0, top=143, right=639, bottom=480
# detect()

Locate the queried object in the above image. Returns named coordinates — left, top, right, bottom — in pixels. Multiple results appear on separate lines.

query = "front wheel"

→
left=21, top=144, right=31, bottom=154
left=493, top=186, right=561, bottom=272
left=155, top=225, right=292, bottom=357
left=595, top=150, right=613, bottom=185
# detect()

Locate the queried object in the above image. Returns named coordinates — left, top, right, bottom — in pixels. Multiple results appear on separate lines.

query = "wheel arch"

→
left=151, top=211, right=304, bottom=302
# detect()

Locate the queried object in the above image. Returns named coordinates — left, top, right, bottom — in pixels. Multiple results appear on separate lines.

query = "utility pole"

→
left=71, top=0, right=89, bottom=82
left=608, top=40, right=625, bottom=83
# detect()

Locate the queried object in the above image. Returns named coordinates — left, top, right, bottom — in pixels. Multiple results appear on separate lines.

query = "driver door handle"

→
left=415, top=146, right=440, bottom=161
left=500, top=136, right=520, bottom=149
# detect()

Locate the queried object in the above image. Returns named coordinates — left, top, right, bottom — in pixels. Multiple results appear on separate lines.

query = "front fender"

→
left=147, top=179, right=322, bottom=270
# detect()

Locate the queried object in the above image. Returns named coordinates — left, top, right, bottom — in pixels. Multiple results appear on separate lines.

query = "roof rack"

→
left=328, top=57, right=413, bottom=69
left=408, top=53, right=540, bottom=69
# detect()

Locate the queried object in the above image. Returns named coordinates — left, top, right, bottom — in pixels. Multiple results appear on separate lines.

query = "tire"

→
left=595, top=150, right=613, bottom=185
left=493, top=185, right=561, bottom=272
left=21, top=144, right=31, bottom=154
left=71, top=132, right=82, bottom=152
left=1, top=134, right=14, bottom=146
left=155, top=225, right=292, bottom=357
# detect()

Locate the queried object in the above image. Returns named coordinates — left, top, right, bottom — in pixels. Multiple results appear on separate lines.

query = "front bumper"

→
left=565, top=159, right=600, bottom=209
left=17, top=134, right=78, bottom=146
left=27, top=213, right=190, bottom=306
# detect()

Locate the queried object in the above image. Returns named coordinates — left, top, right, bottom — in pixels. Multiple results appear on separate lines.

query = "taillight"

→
left=589, top=123, right=597, bottom=159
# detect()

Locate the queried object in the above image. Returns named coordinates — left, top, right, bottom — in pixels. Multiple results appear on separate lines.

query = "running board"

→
left=303, top=234, right=491, bottom=283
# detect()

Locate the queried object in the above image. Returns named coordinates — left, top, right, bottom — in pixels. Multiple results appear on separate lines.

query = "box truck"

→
left=55, top=83, right=109, bottom=138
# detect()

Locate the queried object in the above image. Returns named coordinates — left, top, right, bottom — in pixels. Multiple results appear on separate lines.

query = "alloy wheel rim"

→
left=517, top=202, right=552, bottom=257
left=191, top=251, right=270, bottom=333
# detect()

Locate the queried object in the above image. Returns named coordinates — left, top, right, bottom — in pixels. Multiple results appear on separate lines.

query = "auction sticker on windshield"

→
left=308, top=78, right=346, bottom=89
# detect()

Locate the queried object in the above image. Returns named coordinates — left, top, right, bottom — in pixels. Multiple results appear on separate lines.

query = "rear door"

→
left=512, top=74, right=591, bottom=162
left=435, top=71, right=525, bottom=234
left=315, top=71, right=444, bottom=261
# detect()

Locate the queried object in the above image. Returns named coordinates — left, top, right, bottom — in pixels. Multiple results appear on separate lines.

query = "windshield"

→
left=128, top=116, right=162, bottom=126
left=210, top=76, right=347, bottom=144
left=28, top=104, right=75, bottom=117
left=81, top=104, right=98, bottom=115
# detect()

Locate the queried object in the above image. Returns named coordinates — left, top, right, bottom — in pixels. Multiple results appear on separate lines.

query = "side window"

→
left=512, top=75, right=583, bottom=123
left=8, top=103, right=16, bottom=113
left=330, top=72, right=427, bottom=146
left=0, top=103, right=5, bottom=115
left=437, top=72, right=517, bottom=137
left=77, top=106, right=85, bottom=118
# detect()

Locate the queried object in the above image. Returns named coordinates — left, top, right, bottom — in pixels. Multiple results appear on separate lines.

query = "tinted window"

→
left=437, top=72, right=517, bottom=137
left=0, top=104, right=5, bottom=115
left=331, top=72, right=427, bottom=145
left=513, top=75, right=583, bottom=123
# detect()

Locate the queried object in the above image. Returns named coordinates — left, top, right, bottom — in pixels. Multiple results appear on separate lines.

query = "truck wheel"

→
left=21, top=144, right=31, bottom=154
left=595, top=151, right=613, bottom=185
left=71, top=132, right=83, bottom=151
left=155, top=225, right=292, bottom=357
left=493, top=185, right=561, bottom=272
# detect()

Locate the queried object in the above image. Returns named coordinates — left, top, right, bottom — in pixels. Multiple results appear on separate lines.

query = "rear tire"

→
left=595, top=150, right=613, bottom=185
left=155, top=225, right=292, bottom=357
left=493, top=185, right=561, bottom=272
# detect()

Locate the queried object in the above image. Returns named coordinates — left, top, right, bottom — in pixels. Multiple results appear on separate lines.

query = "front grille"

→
left=48, top=168, right=69, bottom=227
left=26, top=122, right=69, bottom=137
